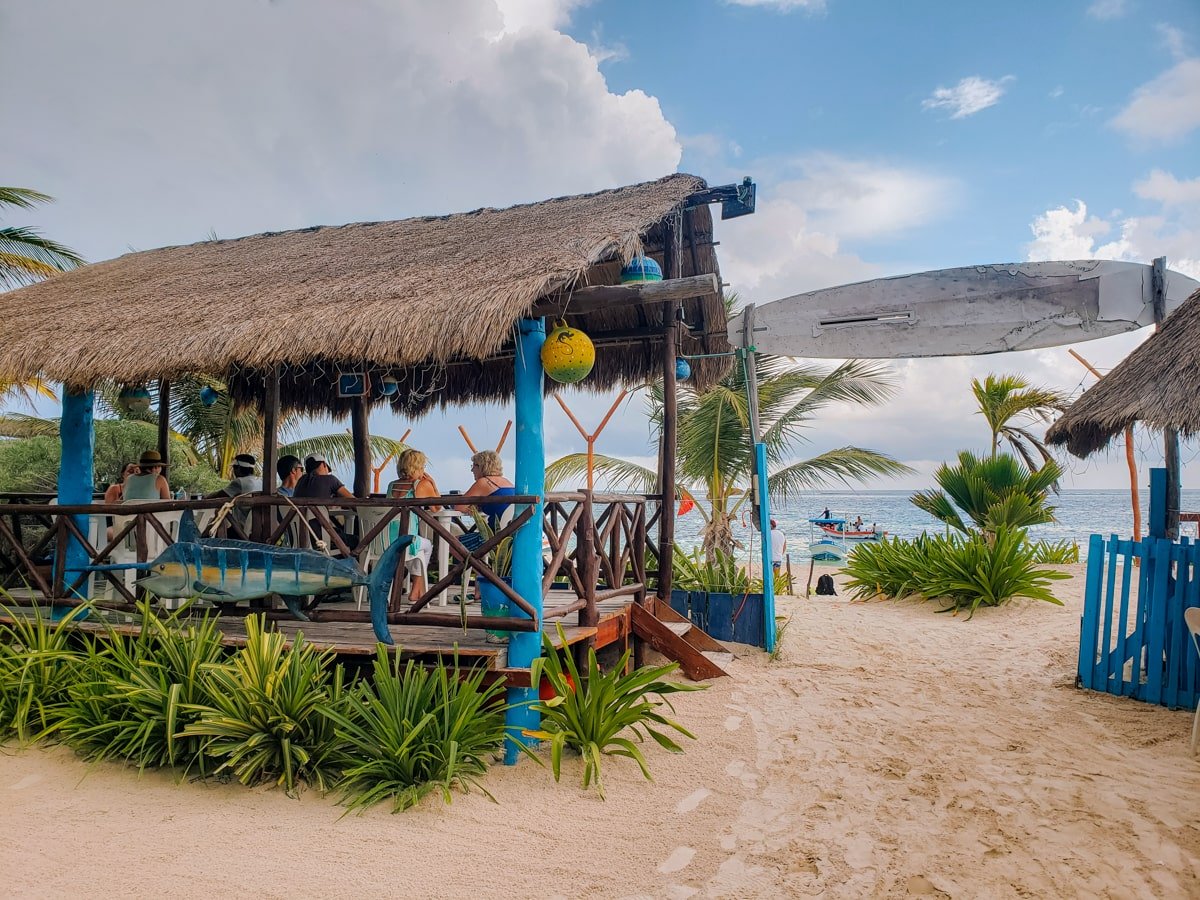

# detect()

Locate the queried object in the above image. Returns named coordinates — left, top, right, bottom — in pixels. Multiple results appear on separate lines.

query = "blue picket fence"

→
left=1078, top=533, right=1200, bottom=711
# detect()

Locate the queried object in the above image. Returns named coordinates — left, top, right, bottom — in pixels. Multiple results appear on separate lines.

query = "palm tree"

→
left=971, top=374, right=1068, bottom=468
left=0, top=187, right=84, bottom=288
left=910, top=450, right=1061, bottom=538
left=546, top=354, right=912, bottom=559
left=0, top=187, right=81, bottom=404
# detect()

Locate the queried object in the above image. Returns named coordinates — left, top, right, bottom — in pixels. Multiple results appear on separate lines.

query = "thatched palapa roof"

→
left=0, top=173, right=730, bottom=415
left=1046, top=287, right=1200, bottom=457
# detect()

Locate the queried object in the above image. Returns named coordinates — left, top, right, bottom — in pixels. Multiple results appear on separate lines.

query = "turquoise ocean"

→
left=672, top=489, right=1200, bottom=565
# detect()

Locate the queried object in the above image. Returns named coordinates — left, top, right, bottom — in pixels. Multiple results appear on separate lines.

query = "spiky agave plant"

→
left=0, top=603, right=90, bottom=744
left=183, top=615, right=346, bottom=796
left=325, top=649, right=507, bottom=814
left=521, top=624, right=705, bottom=799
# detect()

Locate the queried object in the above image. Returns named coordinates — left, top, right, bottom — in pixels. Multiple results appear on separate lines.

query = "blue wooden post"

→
left=506, top=318, right=545, bottom=764
left=58, top=387, right=95, bottom=599
left=1078, top=534, right=1105, bottom=690
left=754, top=443, right=776, bottom=653
left=1149, top=468, right=1167, bottom=540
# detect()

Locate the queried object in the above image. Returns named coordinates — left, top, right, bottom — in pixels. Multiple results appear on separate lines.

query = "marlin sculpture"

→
left=134, top=510, right=411, bottom=645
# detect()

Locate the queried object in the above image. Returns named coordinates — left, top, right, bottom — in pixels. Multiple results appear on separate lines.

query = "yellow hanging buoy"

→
left=541, top=320, right=595, bottom=384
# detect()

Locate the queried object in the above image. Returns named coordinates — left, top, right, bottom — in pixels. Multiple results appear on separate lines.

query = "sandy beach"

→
left=2, top=564, right=1197, bottom=899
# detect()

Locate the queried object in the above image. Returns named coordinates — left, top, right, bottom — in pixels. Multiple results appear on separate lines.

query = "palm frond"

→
left=768, top=447, right=912, bottom=501
left=280, top=434, right=409, bottom=472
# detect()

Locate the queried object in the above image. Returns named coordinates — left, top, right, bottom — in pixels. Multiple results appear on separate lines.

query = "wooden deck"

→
left=0, top=590, right=635, bottom=687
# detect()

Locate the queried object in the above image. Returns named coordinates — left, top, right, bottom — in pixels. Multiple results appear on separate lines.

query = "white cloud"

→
left=1087, top=0, right=1128, bottom=20
left=1156, top=23, right=1188, bottom=60
left=724, top=0, right=827, bottom=11
left=922, top=76, right=1014, bottom=119
left=2, top=0, right=679, bottom=264
left=1111, top=58, right=1200, bottom=142
left=1025, top=201, right=1114, bottom=261
left=1134, top=169, right=1200, bottom=207
left=494, top=0, right=590, bottom=33
left=716, top=155, right=958, bottom=302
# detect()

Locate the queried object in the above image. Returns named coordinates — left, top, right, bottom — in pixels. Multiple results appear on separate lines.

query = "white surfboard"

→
left=732, top=260, right=1200, bottom=359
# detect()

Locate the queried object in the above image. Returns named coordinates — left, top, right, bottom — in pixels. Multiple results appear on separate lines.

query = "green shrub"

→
left=673, top=548, right=762, bottom=594
left=58, top=609, right=225, bottom=773
left=523, top=625, right=704, bottom=799
left=1030, top=539, right=1080, bottom=564
left=843, top=528, right=1069, bottom=617
left=0, top=604, right=89, bottom=743
left=183, top=615, right=345, bottom=796
left=325, top=650, right=507, bottom=814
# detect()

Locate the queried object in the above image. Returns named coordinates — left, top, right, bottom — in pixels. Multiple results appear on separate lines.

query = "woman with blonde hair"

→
left=454, top=449, right=515, bottom=529
left=386, top=449, right=440, bottom=609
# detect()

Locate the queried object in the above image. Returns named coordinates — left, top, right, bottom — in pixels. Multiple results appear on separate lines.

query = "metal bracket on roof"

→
left=685, top=177, right=756, bottom=219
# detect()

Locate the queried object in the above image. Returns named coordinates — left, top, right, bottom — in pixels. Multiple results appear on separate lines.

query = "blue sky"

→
left=2, top=0, right=1199, bottom=494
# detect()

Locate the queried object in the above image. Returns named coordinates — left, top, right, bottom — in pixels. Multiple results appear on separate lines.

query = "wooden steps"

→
left=630, top=601, right=732, bottom=681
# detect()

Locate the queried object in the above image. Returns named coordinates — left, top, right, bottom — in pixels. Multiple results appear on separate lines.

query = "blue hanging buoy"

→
left=117, top=385, right=152, bottom=414
left=379, top=376, right=399, bottom=397
left=619, top=256, right=663, bottom=284
left=199, top=385, right=220, bottom=407
left=675, top=357, right=691, bottom=381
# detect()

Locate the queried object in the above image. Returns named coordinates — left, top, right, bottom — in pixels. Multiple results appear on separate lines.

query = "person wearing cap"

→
left=294, top=454, right=354, bottom=500
left=769, top=518, right=786, bottom=577
left=207, top=453, right=262, bottom=499
left=122, top=449, right=172, bottom=501
left=275, top=455, right=304, bottom=497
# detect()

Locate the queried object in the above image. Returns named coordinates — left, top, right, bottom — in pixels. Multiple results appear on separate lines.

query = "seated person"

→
left=294, top=454, right=357, bottom=551
left=276, top=454, right=303, bottom=497
left=207, top=453, right=261, bottom=499
left=386, top=449, right=441, bottom=607
left=453, top=450, right=515, bottom=529
left=122, top=450, right=171, bottom=501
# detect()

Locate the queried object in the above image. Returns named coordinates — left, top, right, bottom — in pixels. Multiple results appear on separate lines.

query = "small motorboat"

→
left=808, top=517, right=850, bottom=562
left=813, top=516, right=884, bottom=542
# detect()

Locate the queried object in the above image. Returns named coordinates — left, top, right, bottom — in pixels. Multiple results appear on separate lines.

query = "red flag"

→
left=678, top=498, right=694, bottom=516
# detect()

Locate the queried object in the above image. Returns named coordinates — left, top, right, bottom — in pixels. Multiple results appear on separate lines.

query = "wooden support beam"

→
left=156, top=380, right=171, bottom=465
left=1152, top=256, right=1181, bottom=541
left=351, top=395, right=371, bottom=498
left=261, top=365, right=280, bottom=496
left=529, top=273, right=718, bottom=318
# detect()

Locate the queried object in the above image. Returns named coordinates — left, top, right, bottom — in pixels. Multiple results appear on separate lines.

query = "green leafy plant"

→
left=58, top=607, right=226, bottom=773
left=843, top=528, right=1069, bottom=617
left=325, top=649, right=507, bottom=813
left=1030, top=539, right=1080, bottom=564
left=0, top=603, right=89, bottom=743
left=182, top=615, right=346, bottom=796
left=911, top=451, right=1060, bottom=538
left=673, top=548, right=762, bottom=594
left=769, top=616, right=791, bottom=662
left=469, top=510, right=513, bottom=577
left=522, top=625, right=704, bottom=798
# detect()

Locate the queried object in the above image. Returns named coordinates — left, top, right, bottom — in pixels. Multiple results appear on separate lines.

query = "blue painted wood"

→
left=705, top=592, right=734, bottom=641
left=1144, top=538, right=1171, bottom=704
left=1096, top=534, right=1119, bottom=689
left=732, top=593, right=765, bottom=647
left=58, top=389, right=95, bottom=600
left=754, top=442, right=776, bottom=653
left=1149, top=468, right=1167, bottom=540
left=1079, top=535, right=1105, bottom=691
left=690, top=591, right=708, bottom=635
left=505, top=317, right=546, bottom=765
left=1112, top=538, right=1135, bottom=692
left=1164, top=546, right=1187, bottom=709
left=670, top=589, right=689, bottom=617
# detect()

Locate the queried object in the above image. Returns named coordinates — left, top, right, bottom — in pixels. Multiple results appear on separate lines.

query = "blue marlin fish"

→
left=135, top=510, right=411, bottom=645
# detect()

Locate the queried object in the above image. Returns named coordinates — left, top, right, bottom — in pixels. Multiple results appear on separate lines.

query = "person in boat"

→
left=821, top=506, right=831, bottom=520
left=770, top=518, right=786, bottom=578
left=454, top=450, right=516, bottom=529
left=275, top=455, right=304, bottom=497
left=386, top=449, right=441, bottom=607
left=853, top=515, right=864, bottom=530
left=122, top=450, right=171, bottom=501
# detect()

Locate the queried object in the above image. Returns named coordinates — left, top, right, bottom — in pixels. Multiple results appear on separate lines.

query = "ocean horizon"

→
left=672, top=488, right=1200, bottom=565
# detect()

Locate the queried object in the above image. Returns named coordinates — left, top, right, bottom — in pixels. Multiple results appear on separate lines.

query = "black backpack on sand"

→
left=815, top=574, right=836, bottom=595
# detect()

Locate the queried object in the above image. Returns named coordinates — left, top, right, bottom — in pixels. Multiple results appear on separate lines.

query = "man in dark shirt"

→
left=293, top=454, right=356, bottom=551
left=294, top=454, right=354, bottom=499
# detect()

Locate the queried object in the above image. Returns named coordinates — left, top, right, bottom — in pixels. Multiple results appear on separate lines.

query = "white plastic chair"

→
left=1186, top=607, right=1200, bottom=756
left=353, top=504, right=398, bottom=610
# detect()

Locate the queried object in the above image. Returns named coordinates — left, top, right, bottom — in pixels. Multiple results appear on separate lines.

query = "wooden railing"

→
left=0, top=491, right=659, bottom=635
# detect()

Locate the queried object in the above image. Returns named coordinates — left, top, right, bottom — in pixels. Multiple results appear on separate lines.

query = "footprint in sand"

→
left=723, top=715, right=743, bottom=730
left=676, top=788, right=711, bottom=813
left=658, top=846, right=696, bottom=874
left=11, top=774, right=41, bottom=790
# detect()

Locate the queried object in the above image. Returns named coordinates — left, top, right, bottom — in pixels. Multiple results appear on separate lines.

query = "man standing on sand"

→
left=770, top=518, right=786, bottom=577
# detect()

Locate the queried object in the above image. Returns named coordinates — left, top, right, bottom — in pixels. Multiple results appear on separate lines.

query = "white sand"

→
left=2, top=565, right=1198, bottom=898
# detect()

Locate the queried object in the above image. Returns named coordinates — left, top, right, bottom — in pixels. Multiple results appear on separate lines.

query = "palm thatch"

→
left=1046, top=287, right=1200, bottom=457
left=0, top=174, right=730, bottom=415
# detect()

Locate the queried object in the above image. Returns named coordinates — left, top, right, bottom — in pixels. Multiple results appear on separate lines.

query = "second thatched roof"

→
left=1046, top=287, right=1200, bottom=457
left=0, top=173, right=731, bottom=415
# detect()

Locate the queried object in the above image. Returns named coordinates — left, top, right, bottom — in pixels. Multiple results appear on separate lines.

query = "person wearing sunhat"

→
left=207, top=453, right=261, bottom=499
left=122, top=449, right=171, bottom=501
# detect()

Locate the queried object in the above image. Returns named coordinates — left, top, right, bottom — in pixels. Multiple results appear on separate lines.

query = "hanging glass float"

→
left=675, top=357, right=692, bottom=381
left=540, top=320, right=595, bottom=384
left=378, top=375, right=399, bottom=397
left=619, top=255, right=662, bottom=284
left=116, top=385, right=152, bottom=415
left=199, top=385, right=221, bottom=407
